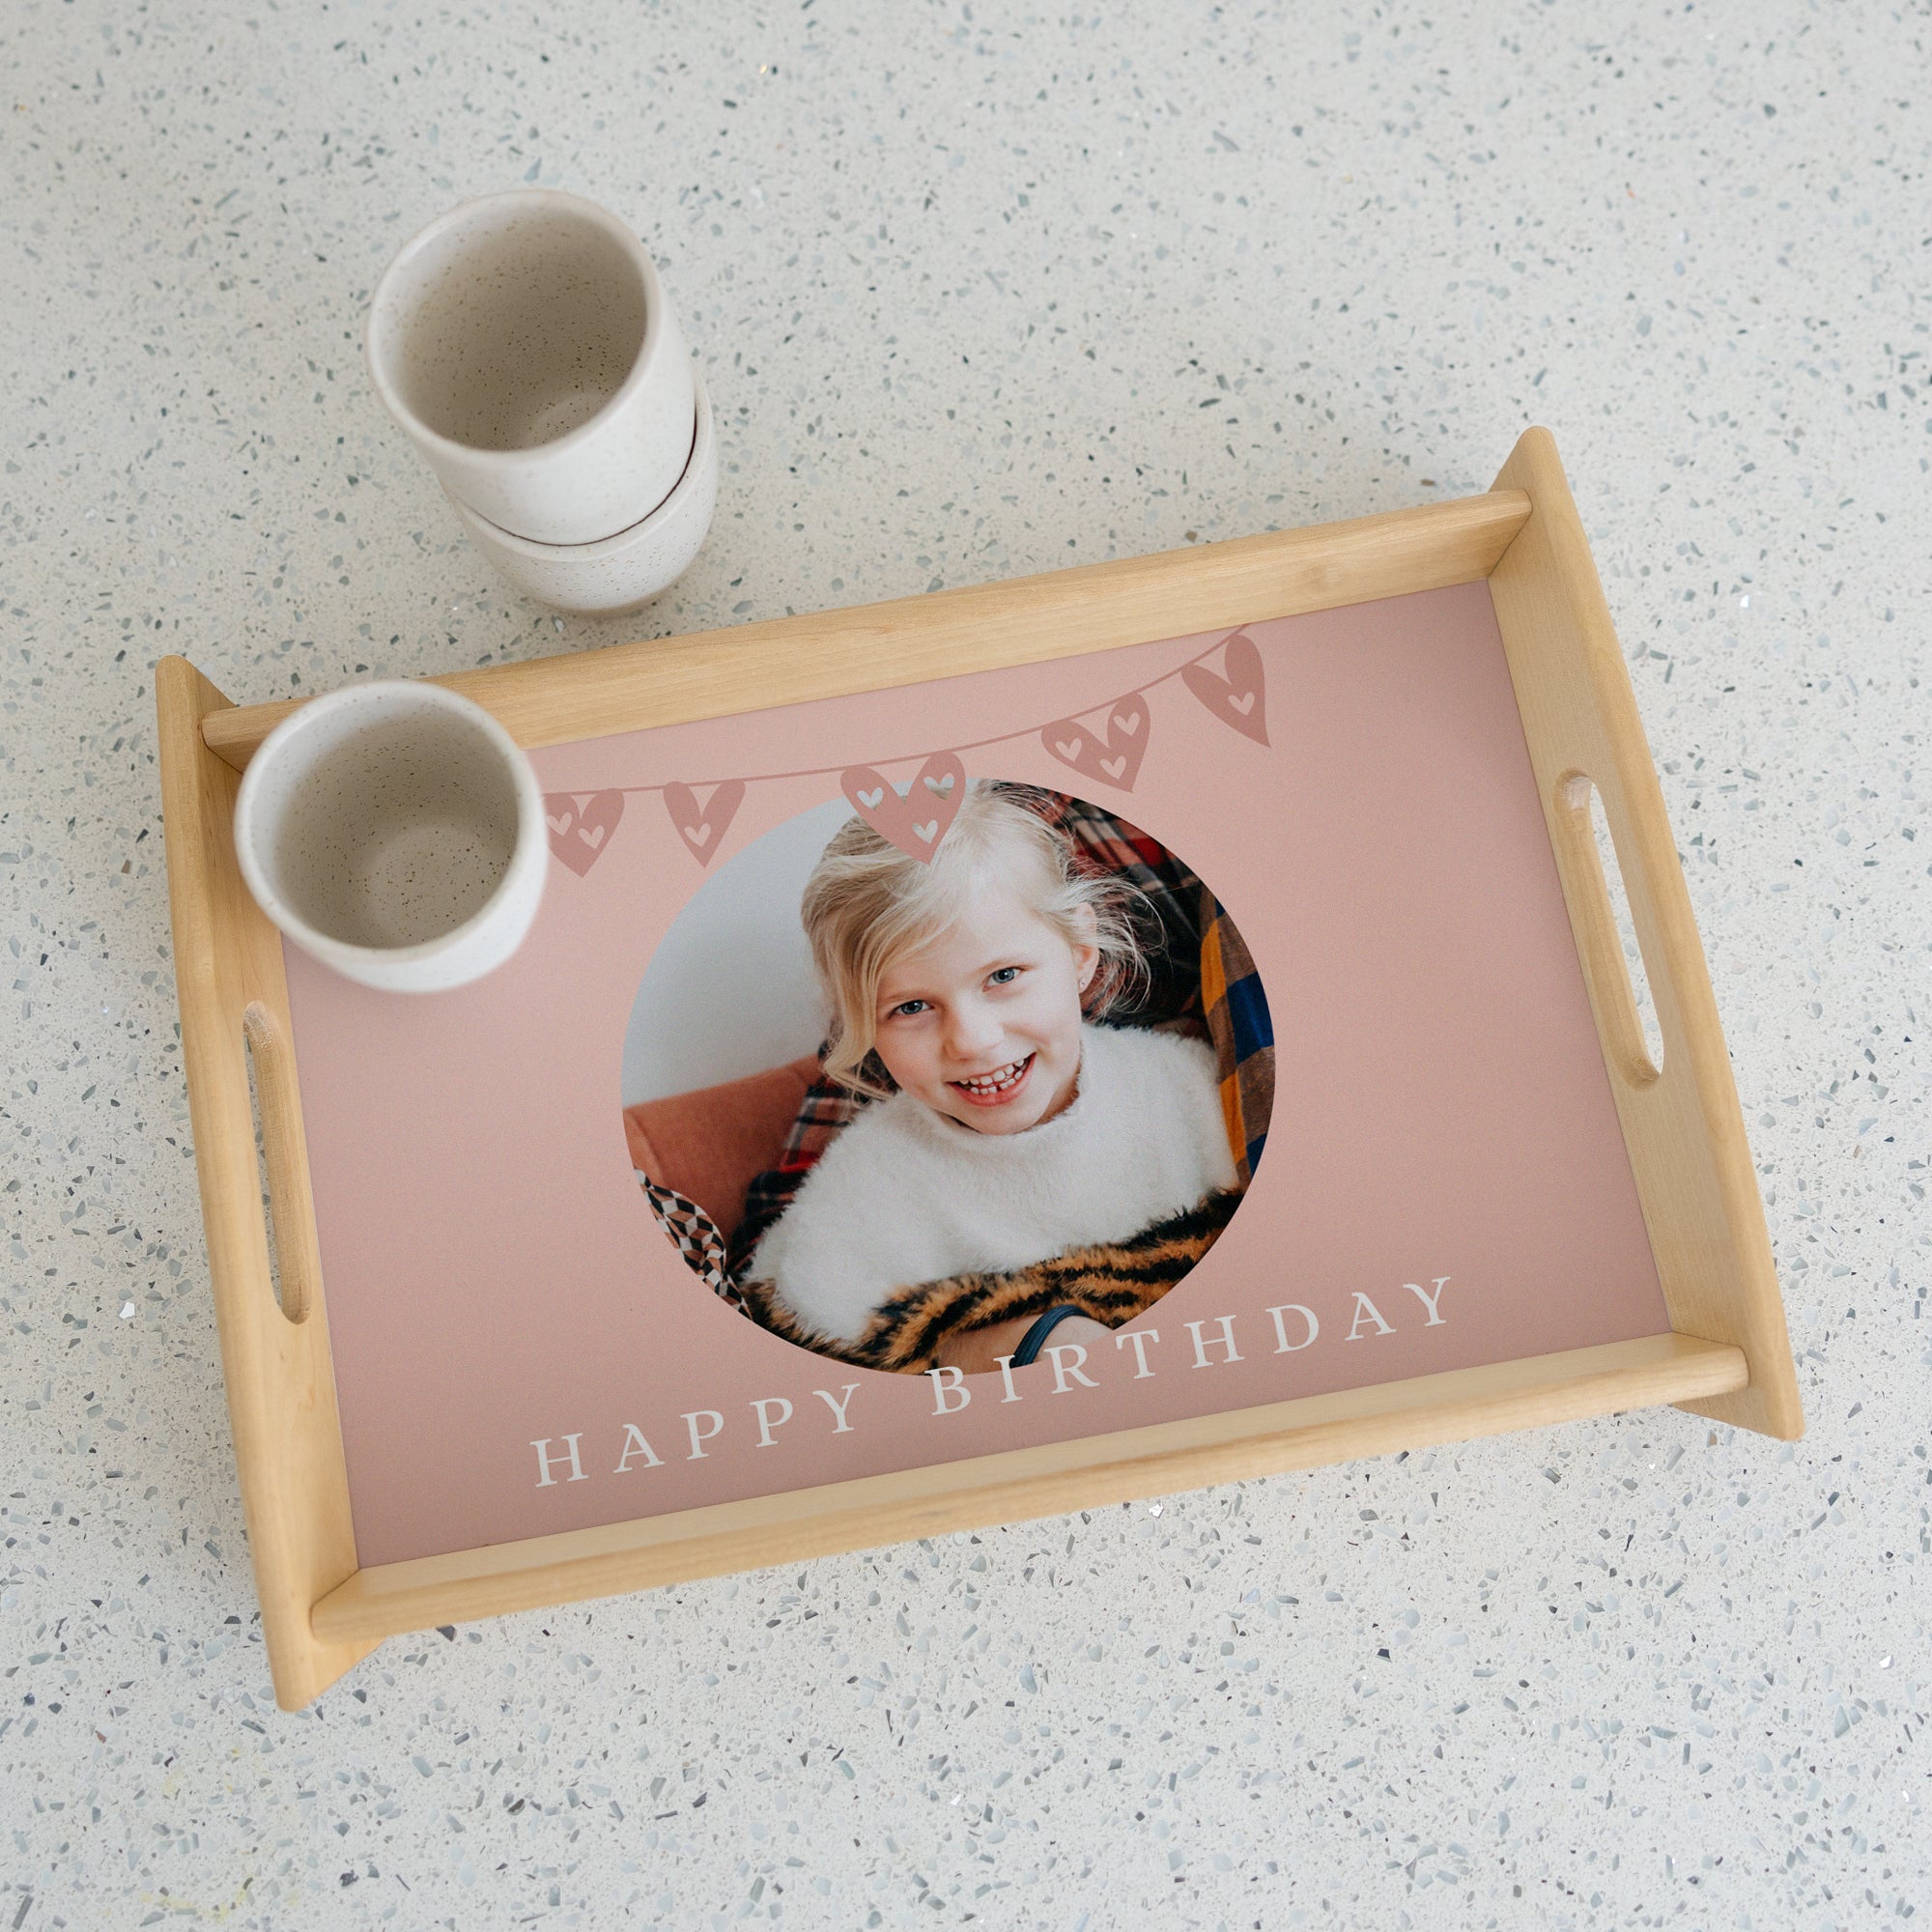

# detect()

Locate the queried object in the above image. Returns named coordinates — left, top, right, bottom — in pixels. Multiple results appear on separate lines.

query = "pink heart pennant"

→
left=1039, top=693, right=1150, bottom=791
left=1181, top=630, right=1269, bottom=746
left=663, top=780, right=747, bottom=867
left=544, top=790, right=626, bottom=877
left=839, top=752, right=966, bottom=862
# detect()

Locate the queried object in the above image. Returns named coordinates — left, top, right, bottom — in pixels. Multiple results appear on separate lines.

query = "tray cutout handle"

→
left=242, top=1001, right=313, bottom=1325
left=1553, top=773, right=1664, bottom=1088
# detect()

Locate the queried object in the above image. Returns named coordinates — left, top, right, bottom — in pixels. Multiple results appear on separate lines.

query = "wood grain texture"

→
left=156, top=658, right=378, bottom=1709
left=311, top=1333, right=1746, bottom=1644
left=1486, top=428, right=1803, bottom=1440
left=201, top=491, right=1531, bottom=767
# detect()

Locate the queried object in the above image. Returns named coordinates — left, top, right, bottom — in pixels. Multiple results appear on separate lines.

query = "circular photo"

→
left=621, top=782, right=1273, bottom=1376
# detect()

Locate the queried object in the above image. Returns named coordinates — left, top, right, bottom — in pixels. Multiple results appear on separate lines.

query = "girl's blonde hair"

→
left=802, top=783, right=1151, bottom=1097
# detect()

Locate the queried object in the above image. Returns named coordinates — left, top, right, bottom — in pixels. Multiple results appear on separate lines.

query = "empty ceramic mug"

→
left=233, top=682, right=547, bottom=993
left=365, top=190, right=695, bottom=546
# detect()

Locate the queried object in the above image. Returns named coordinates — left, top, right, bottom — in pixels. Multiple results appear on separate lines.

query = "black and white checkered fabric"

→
left=638, top=1173, right=744, bottom=1310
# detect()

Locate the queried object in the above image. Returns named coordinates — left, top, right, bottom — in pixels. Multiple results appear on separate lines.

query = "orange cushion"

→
left=624, top=1056, right=821, bottom=1240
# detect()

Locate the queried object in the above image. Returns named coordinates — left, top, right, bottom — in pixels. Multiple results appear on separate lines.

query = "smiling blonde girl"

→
left=745, top=783, right=1236, bottom=1366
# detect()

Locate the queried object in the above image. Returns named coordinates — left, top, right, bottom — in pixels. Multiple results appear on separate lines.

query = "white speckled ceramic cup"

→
left=233, top=682, right=547, bottom=994
left=446, top=367, right=718, bottom=616
left=365, top=189, right=695, bottom=546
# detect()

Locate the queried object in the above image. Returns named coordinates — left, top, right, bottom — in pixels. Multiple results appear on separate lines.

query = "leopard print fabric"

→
left=736, top=1187, right=1240, bottom=1375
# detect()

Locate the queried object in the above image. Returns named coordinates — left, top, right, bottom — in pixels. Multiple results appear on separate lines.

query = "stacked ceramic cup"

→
left=365, top=190, right=715, bottom=617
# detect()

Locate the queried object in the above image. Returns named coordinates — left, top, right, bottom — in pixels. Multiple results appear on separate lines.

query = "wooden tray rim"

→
left=156, top=427, right=1801, bottom=1708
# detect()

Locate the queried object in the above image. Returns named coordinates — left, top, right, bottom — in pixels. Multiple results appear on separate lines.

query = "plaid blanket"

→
left=646, top=790, right=1276, bottom=1347
left=1200, top=887, right=1272, bottom=1185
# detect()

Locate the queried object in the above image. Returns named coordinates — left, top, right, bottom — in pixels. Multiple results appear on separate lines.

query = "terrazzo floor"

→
left=2, top=0, right=1927, bottom=1925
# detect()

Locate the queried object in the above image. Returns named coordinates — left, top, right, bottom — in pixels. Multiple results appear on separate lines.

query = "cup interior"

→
left=375, top=201, right=649, bottom=453
left=252, top=704, right=523, bottom=952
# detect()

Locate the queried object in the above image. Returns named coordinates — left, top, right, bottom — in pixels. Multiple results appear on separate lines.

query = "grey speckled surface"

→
left=3, top=0, right=1926, bottom=1925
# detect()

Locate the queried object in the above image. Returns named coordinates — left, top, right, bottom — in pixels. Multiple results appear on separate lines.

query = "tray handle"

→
left=1548, top=772, right=1662, bottom=1091
left=242, top=1001, right=317, bottom=1324
left=158, top=655, right=375, bottom=1707
left=1488, top=428, right=1802, bottom=1441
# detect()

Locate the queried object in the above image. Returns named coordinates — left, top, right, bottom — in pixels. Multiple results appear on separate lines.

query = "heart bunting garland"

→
left=1039, top=693, right=1150, bottom=790
left=1181, top=630, right=1269, bottom=746
left=543, top=790, right=625, bottom=877
left=663, top=781, right=747, bottom=867
left=547, top=629, right=1272, bottom=882
left=840, top=752, right=966, bottom=862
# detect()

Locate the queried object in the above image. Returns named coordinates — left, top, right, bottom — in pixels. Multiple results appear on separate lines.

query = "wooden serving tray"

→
left=156, top=428, right=1801, bottom=1709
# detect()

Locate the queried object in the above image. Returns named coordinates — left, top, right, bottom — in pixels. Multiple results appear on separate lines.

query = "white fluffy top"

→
left=751, top=1022, right=1236, bottom=1345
